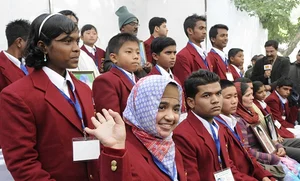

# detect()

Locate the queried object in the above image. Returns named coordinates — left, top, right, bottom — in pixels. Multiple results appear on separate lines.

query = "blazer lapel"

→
left=81, top=45, right=96, bottom=60
left=31, top=70, right=83, bottom=133
left=271, top=57, right=281, bottom=79
left=186, top=43, right=208, bottom=70
left=0, top=51, right=25, bottom=83
left=111, top=67, right=134, bottom=91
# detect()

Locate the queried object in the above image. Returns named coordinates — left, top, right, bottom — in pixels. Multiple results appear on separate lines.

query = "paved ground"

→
left=0, top=150, right=13, bottom=181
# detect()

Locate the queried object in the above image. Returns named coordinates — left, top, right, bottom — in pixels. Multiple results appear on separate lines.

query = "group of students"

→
left=1, top=7, right=300, bottom=181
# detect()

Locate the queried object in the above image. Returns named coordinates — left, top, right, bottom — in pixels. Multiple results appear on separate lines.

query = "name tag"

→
left=226, top=72, right=234, bottom=81
left=72, top=137, right=100, bottom=161
left=274, top=120, right=282, bottom=129
left=214, top=168, right=234, bottom=181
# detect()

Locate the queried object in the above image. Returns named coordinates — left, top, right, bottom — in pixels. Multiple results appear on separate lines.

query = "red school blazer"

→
left=99, top=124, right=187, bottom=181
left=254, top=99, right=295, bottom=138
left=80, top=45, right=106, bottom=72
left=207, top=50, right=228, bottom=80
left=93, top=66, right=135, bottom=116
left=0, top=69, right=99, bottom=181
left=173, top=111, right=256, bottom=181
left=228, top=64, right=242, bottom=81
left=265, top=91, right=297, bottom=128
left=0, top=51, right=33, bottom=92
left=215, top=116, right=273, bottom=181
left=172, top=43, right=212, bottom=86
left=144, top=35, right=155, bottom=64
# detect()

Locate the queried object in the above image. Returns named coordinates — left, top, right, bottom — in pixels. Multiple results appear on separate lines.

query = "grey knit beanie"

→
left=115, top=6, right=138, bottom=29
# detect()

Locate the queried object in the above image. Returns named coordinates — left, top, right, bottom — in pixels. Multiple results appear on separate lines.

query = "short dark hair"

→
left=209, top=24, right=228, bottom=46
left=228, top=48, right=243, bottom=63
left=264, top=40, right=278, bottom=50
left=107, top=33, right=139, bottom=54
left=235, top=77, right=252, bottom=83
left=253, top=81, right=264, bottom=95
left=276, top=77, right=293, bottom=88
left=81, top=24, right=97, bottom=36
left=151, top=37, right=176, bottom=54
left=220, top=79, right=235, bottom=90
left=183, top=14, right=206, bottom=37
left=148, top=17, right=167, bottom=34
left=5, top=19, right=31, bottom=47
left=25, top=14, right=78, bottom=69
left=184, top=69, right=220, bottom=98
left=59, top=10, right=79, bottom=22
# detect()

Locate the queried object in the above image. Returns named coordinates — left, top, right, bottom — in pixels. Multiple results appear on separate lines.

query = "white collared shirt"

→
left=42, top=66, right=75, bottom=98
left=192, top=111, right=219, bottom=138
left=231, top=64, right=242, bottom=76
left=257, top=100, right=267, bottom=109
left=117, top=66, right=136, bottom=84
left=156, top=65, right=174, bottom=79
left=219, top=114, right=237, bottom=131
left=191, top=42, right=207, bottom=60
left=3, top=51, right=24, bottom=69
left=275, top=91, right=287, bottom=104
left=84, top=44, right=96, bottom=56
left=212, top=47, right=227, bottom=62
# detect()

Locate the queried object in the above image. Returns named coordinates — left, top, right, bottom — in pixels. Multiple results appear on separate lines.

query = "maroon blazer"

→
left=148, top=66, right=186, bottom=113
left=207, top=50, right=228, bottom=80
left=173, top=43, right=212, bottom=86
left=215, top=116, right=273, bottom=181
left=99, top=124, right=187, bottom=181
left=0, top=69, right=99, bottom=181
left=173, top=111, right=256, bottom=181
left=93, top=66, right=135, bottom=116
left=254, top=99, right=294, bottom=138
left=144, top=35, right=155, bottom=64
left=265, top=91, right=297, bottom=128
left=229, top=64, right=241, bottom=81
left=0, top=51, right=33, bottom=92
left=80, top=45, right=105, bottom=72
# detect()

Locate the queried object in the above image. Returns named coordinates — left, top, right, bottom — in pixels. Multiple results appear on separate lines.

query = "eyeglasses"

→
left=126, top=22, right=139, bottom=27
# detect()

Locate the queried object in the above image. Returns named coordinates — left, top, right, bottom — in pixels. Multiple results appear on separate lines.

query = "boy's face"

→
left=111, top=41, right=140, bottom=72
left=187, top=82, right=223, bottom=119
left=153, top=45, right=176, bottom=70
left=221, top=86, right=238, bottom=116
left=189, top=20, right=206, bottom=43
left=230, top=51, right=244, bottom=67
left=211, top=28, right=228, bottom=49
left=81, top=28, right=98, bottom=46
left=156, top=22, right=168, bottom=37
left=276, top=86, right=292, bottom=99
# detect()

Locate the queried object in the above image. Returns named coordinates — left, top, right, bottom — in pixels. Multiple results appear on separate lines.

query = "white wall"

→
left=0, top=0, right=267, bottom=69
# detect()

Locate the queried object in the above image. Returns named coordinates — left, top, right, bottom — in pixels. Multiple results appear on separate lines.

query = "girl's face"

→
left=242, top=87, right=254, bottom=108
left=45, top=30, right=80, bottom=75
left=254, top=85, right=267, bottom=101
left=81, top=28, right=98, bottom=46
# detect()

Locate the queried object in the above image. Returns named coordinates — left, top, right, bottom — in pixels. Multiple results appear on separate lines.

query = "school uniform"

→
left=81, top=45, right=105, bottom=73
left=0, top=68, right=99, bottom=181
left=207, top=48, right=229, bottom=80
left=0, top=51, right=32, bottom=92
left=144, top=35, right=155, bottom=64
left=229, top=64, right=242, bottom=81
left=92, top=66, right=136, bottom=115
left=100, top=124, right=187, bottom=181
left=215, top=115, right=273, bottom=181
left=173, top=111, right=255, bottom=181
left=265, top=91, right=298, bottom=128
left=173, top=43, right=212, bottom=86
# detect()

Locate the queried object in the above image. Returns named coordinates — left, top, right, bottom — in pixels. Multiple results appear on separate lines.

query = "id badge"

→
left=226, top=72, right=234, bottom=81
left=72, top=137, right=100, bottom=161
left=274, top=120, right=282, bottom=129
left=214, top=168, right=235, bottom=181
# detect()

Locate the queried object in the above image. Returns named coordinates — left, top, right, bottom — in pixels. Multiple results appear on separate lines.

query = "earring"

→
left=44, top=54, right=47, bottom=62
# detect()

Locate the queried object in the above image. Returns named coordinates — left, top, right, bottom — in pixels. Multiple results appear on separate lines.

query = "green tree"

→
left=233, top=0, right=300, bottom=56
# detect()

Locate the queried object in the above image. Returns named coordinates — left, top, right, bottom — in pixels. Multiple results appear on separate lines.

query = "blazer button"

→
left=111, top=160, right=117, bottom=166
left=111, top=165, right=117, bottom=171
left=89, top=174, right=93, bottom=179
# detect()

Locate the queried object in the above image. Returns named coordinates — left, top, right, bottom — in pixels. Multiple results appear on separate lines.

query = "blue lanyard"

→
left=152, top=155, right=177, bottom=180
left=57, top=82, right=85, bottom=132
left=20, top=64, right=29, bottom=75
left=279, top=100, right=286, bottom=116
left=188, top=41, right=209, bottom=69
left=209, top=121, right=223, bottom=169
left=210, top=48, right=229, bottom=71
left=114, top=65, right=135, bottom=85
left=214, top=116, right=242, bottom=145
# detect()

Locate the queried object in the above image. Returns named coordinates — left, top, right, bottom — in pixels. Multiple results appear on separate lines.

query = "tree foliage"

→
left=232, top=0, right=300, bottom=44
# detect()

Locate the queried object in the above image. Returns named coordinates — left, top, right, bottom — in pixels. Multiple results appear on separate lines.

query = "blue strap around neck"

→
left=211, top=48, right=229, bottom=70
left=152, top=155, right=177, bottom=181
left=209, top=121, right=223, bottom=169
left=114, top=65, right=135, bottom=85
left=188, top=41, right=209, bottom=69
left=20, top=63, right=29, bottom=75
left=214, top=116, right=242, bottom=145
